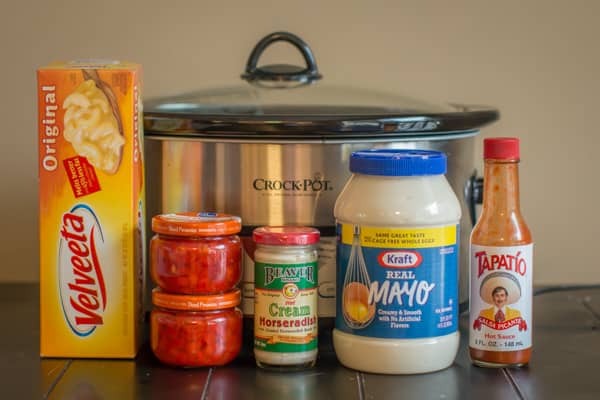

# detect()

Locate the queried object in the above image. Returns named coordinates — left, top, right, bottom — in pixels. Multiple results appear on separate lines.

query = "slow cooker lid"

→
left=144, top=32, right=499, bottom=139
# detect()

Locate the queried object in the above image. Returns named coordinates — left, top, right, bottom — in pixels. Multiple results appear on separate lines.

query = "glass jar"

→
left=333, top=149, right=461, bottom=374
left=150, top=212, right=242, bottom=294
left=252, top=226, right=320, bottom=370
left=151, top=288, right=243, bottom=367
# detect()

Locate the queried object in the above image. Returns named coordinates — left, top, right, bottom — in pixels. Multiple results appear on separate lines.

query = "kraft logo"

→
left=378, top=251, right=422, bottom=268
left=58, top=204, right=107, bottom=337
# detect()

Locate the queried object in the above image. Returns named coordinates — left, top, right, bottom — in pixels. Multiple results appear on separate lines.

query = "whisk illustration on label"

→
left=342, top=225, right=375, bottom=329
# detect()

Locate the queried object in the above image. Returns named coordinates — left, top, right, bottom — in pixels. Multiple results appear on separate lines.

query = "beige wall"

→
left=1, top=0, right=599, bottom=283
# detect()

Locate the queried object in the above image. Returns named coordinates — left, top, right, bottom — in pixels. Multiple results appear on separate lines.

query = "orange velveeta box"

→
left=38, top=61, right=145, bottom=358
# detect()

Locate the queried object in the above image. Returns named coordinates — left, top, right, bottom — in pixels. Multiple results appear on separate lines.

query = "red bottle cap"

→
left=484, top=137, right=520, bottom=160
left=253, top=226, right=320, bottom=246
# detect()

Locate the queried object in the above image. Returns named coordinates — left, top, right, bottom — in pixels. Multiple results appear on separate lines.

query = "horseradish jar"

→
left=333, top=149, right=461, bottom=374
left=253, top=226, right=320, bottom=370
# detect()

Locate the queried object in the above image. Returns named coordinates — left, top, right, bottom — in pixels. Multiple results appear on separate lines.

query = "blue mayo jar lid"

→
left=349, top=149, right=447, bottom=176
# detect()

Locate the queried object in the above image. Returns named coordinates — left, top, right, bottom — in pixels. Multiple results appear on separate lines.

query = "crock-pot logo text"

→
left=41, top=85, right=59, bottom=172
left=253, top=177, right=333, bottom=192
left=475, top=250, right=527, bottom=278
left=58, top=204, right=107, bottom=337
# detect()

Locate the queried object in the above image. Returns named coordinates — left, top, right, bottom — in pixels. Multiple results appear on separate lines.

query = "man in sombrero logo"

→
left=473, top=271, right=527, bottom=331
left=478, top=286, right=521, bottom=322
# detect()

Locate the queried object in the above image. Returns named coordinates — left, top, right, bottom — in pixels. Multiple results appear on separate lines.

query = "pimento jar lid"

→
left=152, top=212, right=241, bottom=236
left=152, top=288, right=241, bottom=311
left=253, top=226, right=320, bottom=246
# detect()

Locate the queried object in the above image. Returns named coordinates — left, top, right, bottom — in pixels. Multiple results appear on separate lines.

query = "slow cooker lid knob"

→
left=241, top=31, right=322, bottom=87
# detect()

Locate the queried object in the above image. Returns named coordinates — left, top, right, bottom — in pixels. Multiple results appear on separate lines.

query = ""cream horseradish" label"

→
left=254, top=262, right=318, bottom=353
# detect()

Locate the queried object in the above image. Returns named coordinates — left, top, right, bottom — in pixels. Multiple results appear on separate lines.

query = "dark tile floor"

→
left=4, top=284, right=599, bottom=399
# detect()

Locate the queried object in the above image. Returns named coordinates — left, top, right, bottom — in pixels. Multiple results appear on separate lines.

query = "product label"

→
left=469, top=244, right=533, bottom=351
left=38, top=63, right=144, bottom=357
left=63, top=156, right=102, bottom=198
left=254, top=262, right=318, bottom=353
left=241, top=235, right=337, bottom=317
left=335, top=224, right=459, bottom=339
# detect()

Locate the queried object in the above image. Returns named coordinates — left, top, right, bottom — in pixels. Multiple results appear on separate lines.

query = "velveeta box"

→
left=38, top=61, right=145, bottom=358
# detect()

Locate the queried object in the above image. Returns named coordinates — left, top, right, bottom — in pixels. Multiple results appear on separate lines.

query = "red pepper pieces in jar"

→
left=151, top=288, right=243, bottom=367
left=150, top=212, right=242, bottom=294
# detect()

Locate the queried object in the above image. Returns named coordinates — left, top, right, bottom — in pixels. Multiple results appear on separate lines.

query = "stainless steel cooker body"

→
left=143, top=31, right=497, bottom=316
left=144, top=132, right=477, bottom=314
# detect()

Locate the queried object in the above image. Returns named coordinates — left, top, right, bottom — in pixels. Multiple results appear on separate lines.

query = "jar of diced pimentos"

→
left=151, top=288, right=243, bottom=367
left=149, top=212, right=243, bottom=367
left=150, top=212, right=242, bottom=294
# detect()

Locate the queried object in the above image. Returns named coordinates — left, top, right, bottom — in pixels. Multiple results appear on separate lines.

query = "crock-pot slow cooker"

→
left=143, top=32, right=498, bottom=316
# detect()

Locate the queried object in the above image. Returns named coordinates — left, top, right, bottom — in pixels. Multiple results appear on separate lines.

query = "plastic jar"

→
left=150, top=212, right=242, bottom=294
left=151, top=288, right=243, bottom=367
left=333, top=149, right=461, bottom=374
left=252, top=226, right=320, bottom=370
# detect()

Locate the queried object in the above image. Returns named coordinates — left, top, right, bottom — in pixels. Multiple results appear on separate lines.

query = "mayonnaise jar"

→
left=333, top=149, right=461, bottom=374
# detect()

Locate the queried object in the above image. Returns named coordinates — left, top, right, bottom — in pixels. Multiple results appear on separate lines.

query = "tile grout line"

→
left=200, top=368, right=214, bottom=400
left=581, top=298, right=600, bottom=324
left=356, top=372, right=365, bottom=400
left=501, top=368, right=526, bottom=400
left=43, top=360, right=72, bottom=399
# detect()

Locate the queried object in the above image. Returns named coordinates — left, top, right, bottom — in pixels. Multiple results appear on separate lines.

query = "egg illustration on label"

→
left=342, top=225, right=375, bottom=328
left=343, top=281, right=375, bottom=325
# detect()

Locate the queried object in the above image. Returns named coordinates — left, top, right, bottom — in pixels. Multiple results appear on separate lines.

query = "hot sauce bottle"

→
left=469, top=137, right=533, bottom=367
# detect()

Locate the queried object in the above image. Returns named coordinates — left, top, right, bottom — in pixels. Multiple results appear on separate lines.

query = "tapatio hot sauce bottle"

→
left=469, top=137, right=533, bottom=367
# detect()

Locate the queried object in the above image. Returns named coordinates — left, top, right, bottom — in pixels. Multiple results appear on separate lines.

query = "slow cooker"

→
left=143, top=31, right=498, bottom=316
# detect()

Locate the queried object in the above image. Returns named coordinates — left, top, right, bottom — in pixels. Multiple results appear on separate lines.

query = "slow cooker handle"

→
left=464, top=170, right=484, bottom=226
left=241, top=31, right=322, bottom=85
left=460, top=171, right=484, bottom=315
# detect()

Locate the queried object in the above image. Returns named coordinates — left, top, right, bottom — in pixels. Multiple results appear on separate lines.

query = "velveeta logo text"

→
left=58, top=204, right=107, bottom=336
